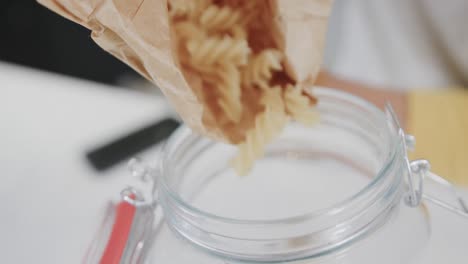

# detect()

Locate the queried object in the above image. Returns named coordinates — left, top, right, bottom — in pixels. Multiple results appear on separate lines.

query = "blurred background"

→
left=1, top=0, right=467, bottom=89
left=0, top=0, right=141, bottom=87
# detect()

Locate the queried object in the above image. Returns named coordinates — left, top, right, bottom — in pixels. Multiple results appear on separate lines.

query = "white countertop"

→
left=0, top=62, right=170, bottom=263
left=0, top=62, right=467, bottom=263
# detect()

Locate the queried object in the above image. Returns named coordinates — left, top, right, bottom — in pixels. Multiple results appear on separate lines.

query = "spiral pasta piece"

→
left=212, top=64, right=243, bottom=123
left=169, top=0, right=213, bottom=19
left=199, top=5, right=243, bottom=32
left=231, top=86, right=288, bottom=175
left=284, top=85, right=318, bottom=126
left=229, top=25, right=247, bottom=40
left=231, top=107, right=287, bottom=175
left=186, top=36, right=250, bottom=68
left=222, top=0, right=261, bottom=18
left=168, top=0, right=319, bottom=175
left=242, top=49, right=282, bottom=90
left=260, top=86, right=286, bottom=112
left=173, top=21, right=205, bottom=41
left=168, top=0, right=191, bottom=19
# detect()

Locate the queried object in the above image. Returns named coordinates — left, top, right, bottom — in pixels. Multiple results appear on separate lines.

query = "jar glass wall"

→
left=147, top=88, right=431, bottom=264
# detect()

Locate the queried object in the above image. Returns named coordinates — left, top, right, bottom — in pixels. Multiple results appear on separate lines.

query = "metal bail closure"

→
left=385, top=103, right=468, bottom=219
left=127, top=156, right=160, bottom=206
left=113, top=157, right=160, bottom=263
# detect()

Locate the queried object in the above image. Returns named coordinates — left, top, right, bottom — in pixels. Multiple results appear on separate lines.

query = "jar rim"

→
left=159, top=87, right=401, bottom=225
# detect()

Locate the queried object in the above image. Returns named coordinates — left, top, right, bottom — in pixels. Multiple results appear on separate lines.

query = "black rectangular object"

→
left=86, top=118, right=180, bottom=171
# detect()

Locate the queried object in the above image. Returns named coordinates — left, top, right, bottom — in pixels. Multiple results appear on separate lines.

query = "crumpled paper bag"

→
left=38, top=0, right=332, bottom=142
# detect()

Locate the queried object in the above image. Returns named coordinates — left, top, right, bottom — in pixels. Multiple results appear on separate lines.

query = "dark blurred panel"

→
left=0, top=0, right=138, bottom=85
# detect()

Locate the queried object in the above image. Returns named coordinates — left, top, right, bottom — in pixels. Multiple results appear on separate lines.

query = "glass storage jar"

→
left=92, top=88, right=468, bottom=264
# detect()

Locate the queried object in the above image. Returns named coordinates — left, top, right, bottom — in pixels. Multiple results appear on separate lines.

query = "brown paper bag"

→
left=37, top=0, right=332, bottom=141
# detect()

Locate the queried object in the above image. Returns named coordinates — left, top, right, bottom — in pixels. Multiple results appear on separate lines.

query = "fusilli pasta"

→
left=169, top=0, right=213, bottom=19
left=231, top=107, right=288, bottom=175
left=207, top=64, right=243, bottom=123
left=186, top=36, right=250, bottom=68
left=168, top=0, right=318, bottom=175
left=199, top=5, right=243, bottom=32
left=229, top=25, right=248, bottom=40
left=284, top=84, right=319, bottom=126
left=242, top=49, right=282, bottom=90
left=231, top=86, right=288, bottom=174
left=260, top=85, right=285, bottom=112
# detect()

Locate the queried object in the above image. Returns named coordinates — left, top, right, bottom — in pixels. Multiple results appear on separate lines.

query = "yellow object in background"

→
left=408, top=89, right=468, bottom=186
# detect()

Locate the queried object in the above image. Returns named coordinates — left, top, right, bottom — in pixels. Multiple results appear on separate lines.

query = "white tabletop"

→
left=0, top=62, right=171, bottom=263
left=0, top=62, right=467, bottom=263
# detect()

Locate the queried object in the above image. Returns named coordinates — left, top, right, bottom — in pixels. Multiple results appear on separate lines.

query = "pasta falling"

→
left=284, top=84, right=319, bottom=126
left=242, top=50, right=283, bottom=90
left=168, top=0, right=318, bottom=175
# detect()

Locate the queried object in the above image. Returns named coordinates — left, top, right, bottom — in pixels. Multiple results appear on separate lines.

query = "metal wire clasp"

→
left=400, top=131, right=424, bottom=208
left=386, top=103, right=468, bottom=219
left=112, top=157, right=161, bottom=264
left=126, top=156, right=160, bottom=206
